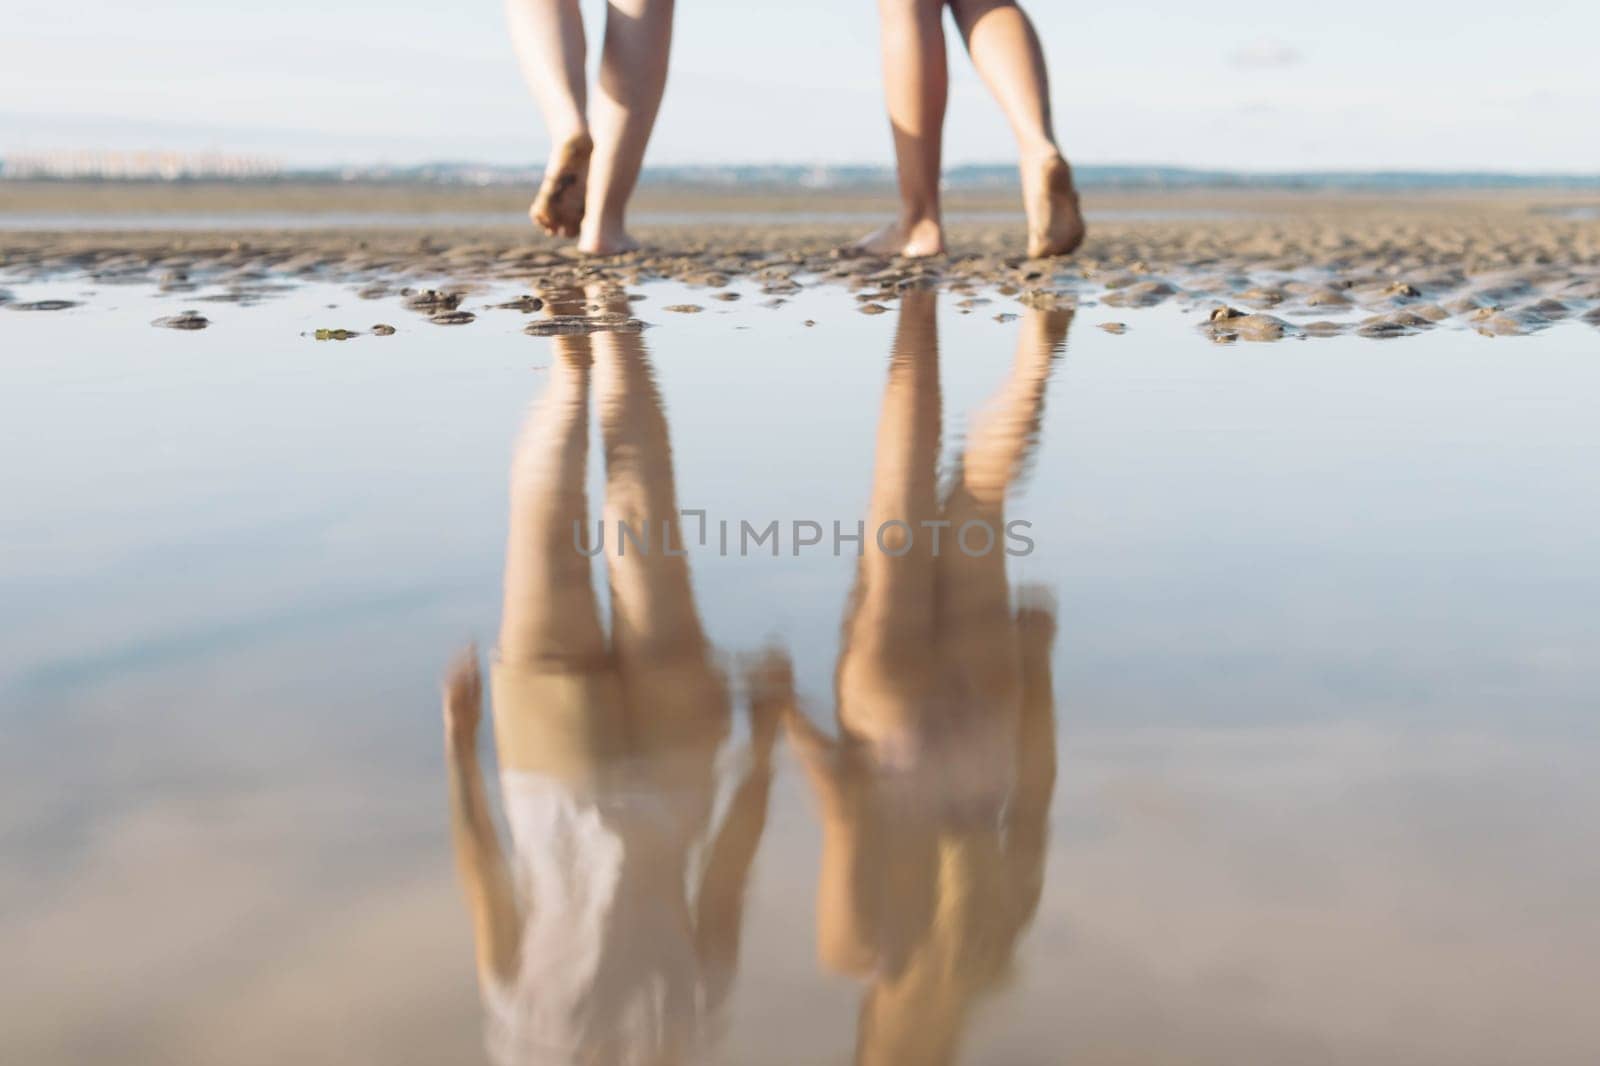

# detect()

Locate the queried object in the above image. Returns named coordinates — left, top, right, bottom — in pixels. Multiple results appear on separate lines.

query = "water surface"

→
left=3, top=275, right=1599, bottom=1064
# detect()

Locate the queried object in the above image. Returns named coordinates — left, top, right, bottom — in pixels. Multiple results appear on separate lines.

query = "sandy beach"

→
left=5, top=183, right=1600, bottom=340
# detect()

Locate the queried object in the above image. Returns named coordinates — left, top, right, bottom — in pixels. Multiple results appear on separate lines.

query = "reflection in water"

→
left=442, top=286, right=1070, bottom=1065
left=786, top=291, right=1070, bottom=1065
left=442, top=286, right=786, bottom=1065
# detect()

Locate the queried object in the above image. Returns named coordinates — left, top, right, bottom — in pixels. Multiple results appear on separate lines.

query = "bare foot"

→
left=852, top=217, right=945, bottom=258
left=1023, top=152, right=1086, bottom=258
left=529, top=132, right=592, bottom=238
left=575, top=223, right=639, bottom=256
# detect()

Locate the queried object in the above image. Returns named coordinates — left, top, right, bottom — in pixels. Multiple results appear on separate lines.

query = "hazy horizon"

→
left=3, top=0, right=1597, bottom=172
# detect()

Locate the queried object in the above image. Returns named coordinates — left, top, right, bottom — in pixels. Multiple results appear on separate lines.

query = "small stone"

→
left=371, top=323, right=396, bottom=336
left=404, top=289, right=462, bottom=312
left=1098, top=322, right=1127, bottom=334
left=9, top=299, right=79, bottom=311
left=152, top=310, right=210, bottom=330
left=430, top=310, right=476, bottom=325
left=663, top=304, right=705, bottom=314
left=859, top=303, right=891, bottom=315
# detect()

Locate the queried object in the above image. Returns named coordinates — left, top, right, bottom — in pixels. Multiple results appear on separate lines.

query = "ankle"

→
left=1024, top=144, right=1070, bottom=174
left=580, top=211, right=625, bottom=240
left=551, top=127, right=593, bottom=152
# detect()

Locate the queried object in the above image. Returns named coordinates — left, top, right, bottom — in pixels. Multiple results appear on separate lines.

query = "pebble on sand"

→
left=860, top=303, right=890, bottom=315
left=313, top=328, right=360, bottom=340
left=663, top=304, right=705, bottom=313
left=153, top=310, right=210, bottom=330
left=1205, top=306, right=1289, bottom=341
left=430, top=311, right=476, bottom=325
left=9, top=299, right=80, bottom=311
left=1098, top=322, right=1128, bottom=334
left=1357, top=309, right=1436, bottom=338
left=371, top=323, right=397, bottom=335
left=404, top=289, right=463, bottom=312
left=494, top=295, right=545, bottom=312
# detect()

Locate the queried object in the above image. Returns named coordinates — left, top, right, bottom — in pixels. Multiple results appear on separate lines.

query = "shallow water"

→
left=3, top=274, right=1600, bottom=1065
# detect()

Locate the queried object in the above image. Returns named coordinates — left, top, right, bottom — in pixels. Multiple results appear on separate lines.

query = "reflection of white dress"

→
left=483, top=770, right=705, bottom=1066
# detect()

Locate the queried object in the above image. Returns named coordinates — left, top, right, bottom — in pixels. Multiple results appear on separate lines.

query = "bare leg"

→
left=935, top=308, right=1070, bottom=782
left=507, top=0, right=593, bottom=238
left=857, top=0, right=948, bottom=258
left=838, top=290, right=943, bottom=763
left=591, top=292, right=726, bottom=751
left=579, top=0, right=675, bottom=255
left=497, top=334, right=606, bottom=668
left=949, top=0, right=1085, bottom=257
left=938, top=308, right=1070, bottom=631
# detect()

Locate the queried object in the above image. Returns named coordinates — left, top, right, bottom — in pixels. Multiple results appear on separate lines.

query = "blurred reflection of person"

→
left=442, top=287, right=788, bottom=1066
left=786, top=289, right=1069, bottom=1066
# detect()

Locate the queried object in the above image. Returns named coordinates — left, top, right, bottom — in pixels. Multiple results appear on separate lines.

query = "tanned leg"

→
left=856, top=0, right=949, bottom=258
left=949, top=0, right=1085, bottom=257
left=579, top=0, right=675, bottom=254
left=507, top=0, right=593, bottom=238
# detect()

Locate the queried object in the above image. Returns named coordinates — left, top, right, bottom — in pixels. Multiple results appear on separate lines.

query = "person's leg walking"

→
left=498, top=322, right=606, bottom=668
left=507, top=0, right=593, bottom=238
left=949, top=0, right=1085, bottom=257
left=857, top=0, right=948, bottom=257
left=580, top=0, right=675, bottom=254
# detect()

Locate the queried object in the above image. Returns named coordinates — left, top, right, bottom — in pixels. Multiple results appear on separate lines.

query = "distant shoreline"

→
left=6, top=162, right=1600, bottom=192
left=4, top=180, right=1600, bottom=220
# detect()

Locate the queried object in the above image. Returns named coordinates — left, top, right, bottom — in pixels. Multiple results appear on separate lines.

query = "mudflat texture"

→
left=5, top=185, right=1600, bottom=340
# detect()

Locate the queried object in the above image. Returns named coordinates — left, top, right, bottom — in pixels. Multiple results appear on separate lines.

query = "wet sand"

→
left=4, top=185, right=1600, bottom=339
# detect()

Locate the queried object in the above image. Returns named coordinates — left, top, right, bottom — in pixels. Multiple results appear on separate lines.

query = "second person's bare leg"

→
left=857, top=0, right=949, bottom=258
left=950, top=0, right=1084, bottom=257
left=579, top=0, right=675, bottom=255
left=507, top=0, right=592, bottom=238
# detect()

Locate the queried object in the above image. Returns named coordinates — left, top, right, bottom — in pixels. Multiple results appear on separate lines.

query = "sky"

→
left=2, top=0, right=1596, bottom=172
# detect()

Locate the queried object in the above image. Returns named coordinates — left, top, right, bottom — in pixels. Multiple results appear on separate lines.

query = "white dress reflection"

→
left=442, top=286, right=786, bottom=1066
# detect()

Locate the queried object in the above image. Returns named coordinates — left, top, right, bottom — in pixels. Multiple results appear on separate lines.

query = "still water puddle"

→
left=3, top=275, right=1599, bottom=1064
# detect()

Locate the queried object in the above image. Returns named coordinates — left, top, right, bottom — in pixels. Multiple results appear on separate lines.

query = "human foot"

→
left=575, top=222, right=639, bottom=256
left=1023, top=152, right=1086, bottom=258
left=529, top=131, right=593, bottom=238
left=852, top=217, right=945, bottom=258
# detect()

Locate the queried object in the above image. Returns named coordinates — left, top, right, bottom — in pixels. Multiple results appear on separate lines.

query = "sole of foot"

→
left=851, top=218, right=946, bottom=258
left=530, top=132, right=593, bottom=239
left=1025, top=154, right=1086, bottom=259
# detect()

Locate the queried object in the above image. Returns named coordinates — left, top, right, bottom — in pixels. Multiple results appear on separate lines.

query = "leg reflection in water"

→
left=788, top=289, right=1071, bottom=1066
left=442, top=286, right=788, bottom=1066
